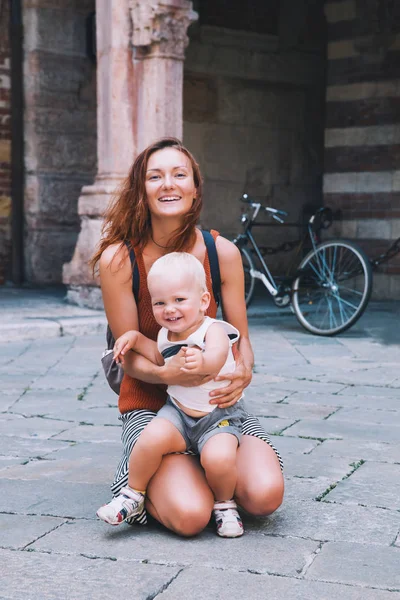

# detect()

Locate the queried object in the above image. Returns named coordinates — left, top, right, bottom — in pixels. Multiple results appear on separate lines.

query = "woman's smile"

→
left=145, top=148, right=196, bottom=219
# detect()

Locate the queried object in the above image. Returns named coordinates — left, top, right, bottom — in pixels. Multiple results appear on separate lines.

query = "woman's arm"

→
left=209, top=236, right=254, bottom=408
left=100, top=244, right=165, bottom=383
left=100, top=244, right=213, bottom=386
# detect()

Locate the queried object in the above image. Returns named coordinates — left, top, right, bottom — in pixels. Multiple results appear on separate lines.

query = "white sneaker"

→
left=96, top=487, right=145, bottom=526
left=213, top=500, right=244, bottom=538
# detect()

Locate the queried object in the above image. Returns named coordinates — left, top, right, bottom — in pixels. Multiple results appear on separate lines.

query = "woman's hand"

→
left=209, top=356, right=252, bottom=409
left=160, top=349, right=214, bottom=387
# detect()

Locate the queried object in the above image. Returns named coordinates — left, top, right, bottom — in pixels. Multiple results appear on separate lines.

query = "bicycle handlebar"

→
left=240, top=194, right=288, bottom=218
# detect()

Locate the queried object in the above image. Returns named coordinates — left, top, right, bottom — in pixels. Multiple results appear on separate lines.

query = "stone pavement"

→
left=0, top=289, right=400, bottom=599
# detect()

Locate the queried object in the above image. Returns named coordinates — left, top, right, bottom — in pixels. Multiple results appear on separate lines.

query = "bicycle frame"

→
left=234, top=202, right=283, bottom=297
left=234, top=198, right=328, bottom=297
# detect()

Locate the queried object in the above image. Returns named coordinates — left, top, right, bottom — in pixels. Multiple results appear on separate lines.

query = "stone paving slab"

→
left=247, top=499, right=400, bottom=545
left=324, top=462, right=400, bottom=510
left=248, top=400, right=338, bottom=420
left=10, top=403, right=120, bottom=426
left=282, top=418, right=400, bottom=443
left=264, top=435, right=319, bottom=456
left=319, top=367, right=400, bottom=387
left=0, top=414, right=75, bottom=439
left=256, top=416, right=298, bottom=435
left=284, top=477, right=335, bottom=502
left=0, top=435, right=71, bottom=459
left=0, top=392, right=21, bottom=411
left=306, top=541, right=400, bottom=590
left=29, top=518, right=319, bottom=577
left=1, top=320, right=61, bottom=342
left=0, top=548, right=180, bottom=600
left=28, top=373, right=97, bottom=390
left=0, top=457, right=26, bottom=470
left=0, top=514, right=66, bottom=549
left=1, top=299, right=400, bottom=598
left=1, top=442, right=121, bottom=484
left=0, top=373, right=39, bottom=392
left=337, top=384, right=400, bottom=398
left=307, top=439, right=400, bottom=464
left=0, top=479, right=107, bottom=519
left=281, top=453, right=358, bottom=480
left=159, top=566, right=400, bottom=600
left=252, top=377, right=346, bottom=395
left=288, top=391, right=400, bottom=410
left=327, top=406, right=400, bottom=426
left=52, top=423, right=121, bottom=444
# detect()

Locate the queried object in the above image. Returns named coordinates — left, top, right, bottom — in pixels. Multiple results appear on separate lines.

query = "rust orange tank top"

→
left=118, top=230, right=219, bottom=414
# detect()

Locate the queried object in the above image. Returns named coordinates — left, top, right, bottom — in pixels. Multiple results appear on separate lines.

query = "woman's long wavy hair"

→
left=90, top=137, right=203, bottom=274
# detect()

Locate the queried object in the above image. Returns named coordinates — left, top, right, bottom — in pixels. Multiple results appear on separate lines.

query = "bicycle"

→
left=232, top=194, right=373, bottom=336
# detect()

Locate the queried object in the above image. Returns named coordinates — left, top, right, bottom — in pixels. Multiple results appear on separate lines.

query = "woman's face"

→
left=145, top=148, right=197, bottom=220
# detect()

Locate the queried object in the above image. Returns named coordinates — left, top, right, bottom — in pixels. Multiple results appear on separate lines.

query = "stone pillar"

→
left=131, top=1, right=197, bottom=146
left=323, top=0, right=400, bottom=298
left=63, top=0, right=197, bottom=308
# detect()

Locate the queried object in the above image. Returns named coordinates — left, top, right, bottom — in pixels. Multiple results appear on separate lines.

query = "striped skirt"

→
left=111, top=409, right=284, bottom=525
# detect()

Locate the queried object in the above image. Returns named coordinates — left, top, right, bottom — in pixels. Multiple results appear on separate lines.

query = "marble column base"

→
left=62, top=179, right=123, bottom=307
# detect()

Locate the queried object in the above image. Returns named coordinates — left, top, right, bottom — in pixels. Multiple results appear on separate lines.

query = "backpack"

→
left=101, top=230, right=221, bottom=395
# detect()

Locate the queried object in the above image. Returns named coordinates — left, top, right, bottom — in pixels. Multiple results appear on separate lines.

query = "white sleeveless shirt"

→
left=157, top=316, right=239, bottom=413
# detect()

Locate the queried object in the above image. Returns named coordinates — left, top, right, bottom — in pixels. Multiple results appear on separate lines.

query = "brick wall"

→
left=324, top=0, right=400, bottom=298
left=0, top=0, right=11, bottom=284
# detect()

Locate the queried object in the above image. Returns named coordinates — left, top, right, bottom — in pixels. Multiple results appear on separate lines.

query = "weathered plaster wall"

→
left=0, top=0, right=11, bottom=284
left=183, top=20, right=326, bottom=274
left=324, top=0, right=400, bottom=298
left=23, top=0, right=96, bottom=284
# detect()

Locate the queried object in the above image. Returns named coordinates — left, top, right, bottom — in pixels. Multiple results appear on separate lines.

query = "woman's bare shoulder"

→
left=215, top=235, right=241, bottom=261
left=99, top=242, right=129, bottom=271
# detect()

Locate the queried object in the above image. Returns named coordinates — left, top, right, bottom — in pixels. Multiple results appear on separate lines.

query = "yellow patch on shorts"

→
left=218, top=420, right=230, bottom=427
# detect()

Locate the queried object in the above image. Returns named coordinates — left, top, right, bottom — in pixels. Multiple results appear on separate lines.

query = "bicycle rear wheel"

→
left=239, top=246, right=255, bottom=307
left=291, top=239, right=372, bottom=336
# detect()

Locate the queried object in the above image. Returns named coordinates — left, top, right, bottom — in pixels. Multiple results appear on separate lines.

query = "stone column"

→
left=63, top=0, right=197, bottom=308
left=131, top=1, right=198, bottom=147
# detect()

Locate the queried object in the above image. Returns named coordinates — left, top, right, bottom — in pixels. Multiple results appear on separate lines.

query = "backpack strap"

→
left=124, top=241, right=140, bottom=302
left=201, top=230, right=221, bottom=307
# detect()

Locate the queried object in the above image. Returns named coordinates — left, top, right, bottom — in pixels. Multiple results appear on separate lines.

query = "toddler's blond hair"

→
left=148, top=252, right=207, bottom=292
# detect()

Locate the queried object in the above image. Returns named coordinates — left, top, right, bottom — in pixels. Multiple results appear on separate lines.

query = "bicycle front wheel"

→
left=239, top=246, right=255, bottom=307
left=291, top=239, right=372, bottom=336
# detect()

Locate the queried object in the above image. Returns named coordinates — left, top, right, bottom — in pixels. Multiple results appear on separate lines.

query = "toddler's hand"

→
left=113, top=332, right=137, bottom=364
left=180, top=347, right=204, bottom=373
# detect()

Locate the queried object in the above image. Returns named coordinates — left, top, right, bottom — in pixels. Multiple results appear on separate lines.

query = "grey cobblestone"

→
left=1, top=294, right=400, bottom=598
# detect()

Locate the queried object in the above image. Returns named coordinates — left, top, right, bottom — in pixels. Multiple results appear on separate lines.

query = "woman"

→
left=91, top=137, right=284, bottom=536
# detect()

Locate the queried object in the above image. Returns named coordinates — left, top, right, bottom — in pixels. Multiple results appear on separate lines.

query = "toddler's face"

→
left=149, top=273, right=210, bottom=338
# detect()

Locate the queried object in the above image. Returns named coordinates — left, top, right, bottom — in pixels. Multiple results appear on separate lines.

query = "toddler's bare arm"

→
left=181, top=323, right=229, bottom=376
left=114, top=331, right=163, bottom=366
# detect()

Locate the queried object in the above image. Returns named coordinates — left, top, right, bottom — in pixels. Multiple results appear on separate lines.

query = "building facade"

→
left=4, top=0, right=400, bottom=303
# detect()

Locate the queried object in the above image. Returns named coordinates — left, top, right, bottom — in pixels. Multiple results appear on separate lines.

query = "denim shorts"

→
left=155, top=396, right=248, bottom=453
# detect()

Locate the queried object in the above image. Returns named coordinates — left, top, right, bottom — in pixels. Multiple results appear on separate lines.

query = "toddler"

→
left=96, top=252, right=248, bottom=537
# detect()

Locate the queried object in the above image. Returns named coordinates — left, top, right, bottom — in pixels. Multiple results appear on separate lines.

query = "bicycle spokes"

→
left=292, top=241, right=372, bottom=336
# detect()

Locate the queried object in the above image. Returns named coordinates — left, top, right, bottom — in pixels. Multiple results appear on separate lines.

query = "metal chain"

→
left=258, top=239, right=304, bottom=256
left=257, top=236, right=400, bottom=270
left=370, top=237, right=400, bottom=269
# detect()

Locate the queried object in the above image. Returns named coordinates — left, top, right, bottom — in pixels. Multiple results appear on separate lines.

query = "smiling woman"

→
left=90, top=137, right=284, bottom=537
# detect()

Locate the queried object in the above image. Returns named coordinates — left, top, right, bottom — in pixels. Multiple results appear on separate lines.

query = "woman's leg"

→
left=145, top=453, right=215, bottom=537
left=235, top=434, right=284, bottom=516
